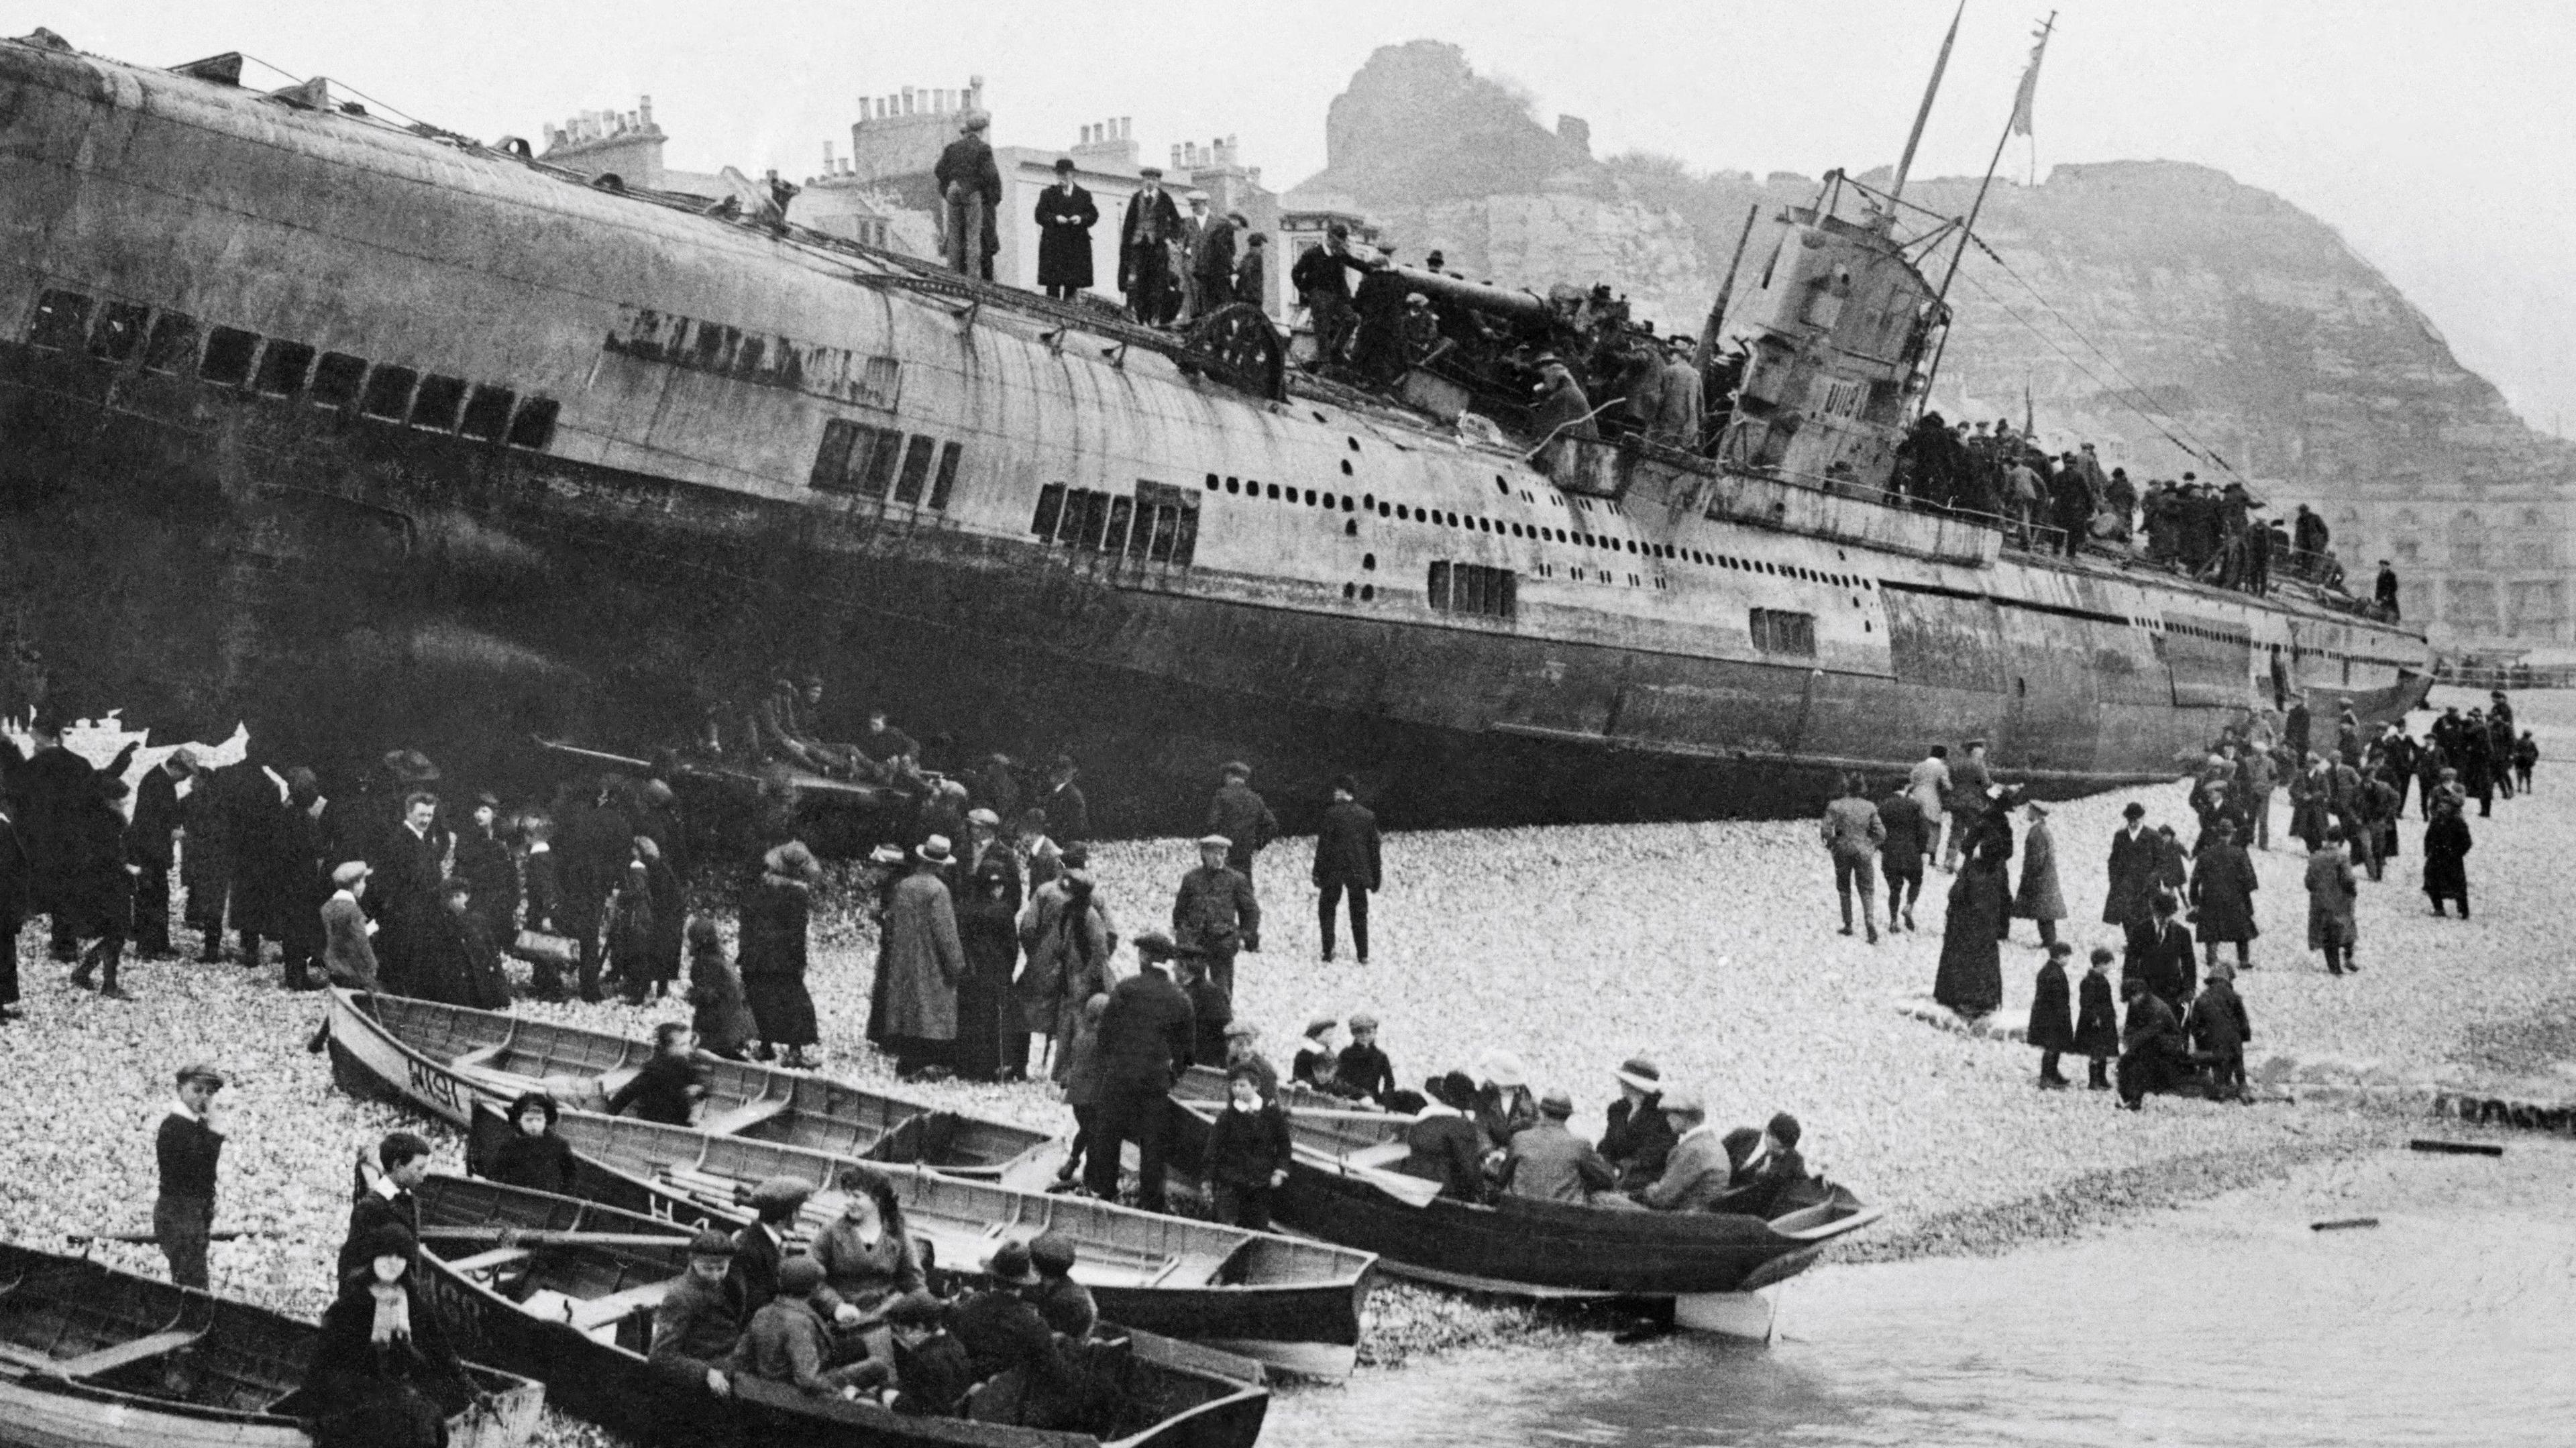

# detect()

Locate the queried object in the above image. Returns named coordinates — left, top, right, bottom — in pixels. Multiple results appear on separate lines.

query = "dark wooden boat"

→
left=1163, top=1068, right=1880, bottom=1306
left=407, top=1173, right=1270, bottom=1448
left=327, top=989, right=1057, bottom=1186
left=0, top=1241, right=542, bottom=1448
left=466, top=1102, right=1374, bottom=1380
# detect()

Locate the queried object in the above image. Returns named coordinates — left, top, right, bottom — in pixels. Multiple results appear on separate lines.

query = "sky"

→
left=17, top=1, right=2576, bottom=435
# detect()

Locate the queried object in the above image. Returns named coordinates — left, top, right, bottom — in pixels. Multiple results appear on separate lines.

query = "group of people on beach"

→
left=1821, top=689, right=2533, bottom=1109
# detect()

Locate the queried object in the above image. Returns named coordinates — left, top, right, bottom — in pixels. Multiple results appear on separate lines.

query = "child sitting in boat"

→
left=482, top=1091, right=576, bottom=1196
left=302, top=1222, right=486, bottom=1447
left=1203, top=1069, right=1294, bottom=1229
left=1334, top=1013, right=1399, bottom=1105
left=1290, top=1018, right=1342, bottom=1095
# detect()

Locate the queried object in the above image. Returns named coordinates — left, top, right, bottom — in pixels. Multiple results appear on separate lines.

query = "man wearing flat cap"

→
left=1173, top=834, right=1258, bottom=1001
left=1504, top=1087, right=1617, bottom=1205
left=321, top=860, right=379, bottom=993
left=1120, top=167, right=1183, bottom=324
left=934, top=111, right=1002, bottom=280
left=1034, top=157, right=1098, bottom=300
left=1206, top=762, right=1278, bottom=883
left=733, top=1176, right=815, bottom=1315
left=155, top=1062, right=228, bottom=1287
left=650, top=1229, right=751, bottom=1396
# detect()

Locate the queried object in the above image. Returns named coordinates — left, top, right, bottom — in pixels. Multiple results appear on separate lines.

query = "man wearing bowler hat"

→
left=1312, top=775, right=1381, bottom=964
left=1033, top=156, right=1097, bottom=300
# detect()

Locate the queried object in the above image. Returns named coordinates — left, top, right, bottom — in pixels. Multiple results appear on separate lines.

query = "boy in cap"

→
left=320, top=861, right=380, bottom=993
left=1028, top=1233, right=1095, bottom=1339
left=155, top=1062, right=228, bottom=1287
left=650, top=1229, right=751, bottom=1395
left=1334, top=1013, right=1395, bottom=1103
left=1173, top=834, right=1258, bottom=999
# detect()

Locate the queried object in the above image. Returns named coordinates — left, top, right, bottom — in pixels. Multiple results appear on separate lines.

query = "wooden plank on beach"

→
left=2408, top=1138, right=2504, bottom=1157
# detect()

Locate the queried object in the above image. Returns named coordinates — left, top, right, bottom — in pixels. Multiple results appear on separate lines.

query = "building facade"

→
left=2281, top=480, right=2572, bottom=655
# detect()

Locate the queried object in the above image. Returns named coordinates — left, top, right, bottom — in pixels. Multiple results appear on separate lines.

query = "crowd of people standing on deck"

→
left=1819, top=689, right=2532, bottom=1111
left=1890, top=416, right=2394, bottom=615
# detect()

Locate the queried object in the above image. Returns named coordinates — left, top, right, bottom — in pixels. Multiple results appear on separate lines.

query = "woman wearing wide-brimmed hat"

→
left=740, top=840, right=823, bottom=1068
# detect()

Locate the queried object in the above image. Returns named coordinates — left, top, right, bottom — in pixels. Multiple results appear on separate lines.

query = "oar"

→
left=66, top=1229, right=272, bottom=1245
left=1309, top=1154, right=1443, bottom=1209
left=416, top=1227, right=692, bottom=1249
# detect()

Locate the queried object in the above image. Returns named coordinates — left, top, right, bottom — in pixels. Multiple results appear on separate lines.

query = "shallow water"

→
left=1269, top=1144, right=2576, bottom=1447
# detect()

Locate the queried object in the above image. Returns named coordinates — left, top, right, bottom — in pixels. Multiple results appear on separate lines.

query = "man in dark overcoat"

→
left=0, top=790, right=30, bottom=1017
left=127, top=747, right=192, bottom=957
left=15, top=718, right=97, bottom=960
left=1118, top=167, right=1183, bottom=324
left=1312, top=777, right=1381, bottom=964
left=1082, top=948, right=1195, bottom=1211
left=1206, top=762, right=1279, bottom=883
left=1032, top=158, right=1097, bottom=300
left=1876, top=781, right=1929, bottom=932
left=2125, top=891, right=2196, bottom=1010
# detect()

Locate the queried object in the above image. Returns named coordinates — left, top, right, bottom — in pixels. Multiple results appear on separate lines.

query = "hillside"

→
left=1290, top=41, right=2575, bottom=500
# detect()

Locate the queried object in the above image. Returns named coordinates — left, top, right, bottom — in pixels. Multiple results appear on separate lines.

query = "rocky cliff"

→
left=1291, top=42, right=2575, bottom=504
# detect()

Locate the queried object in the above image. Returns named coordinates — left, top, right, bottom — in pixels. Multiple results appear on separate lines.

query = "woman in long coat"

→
left=738, top=841, right=821, bottom=1068
left=2188, top=818, right=2260, bottom=970
left=2009, top=802, right=2066, bottom=944
left=881, top=846, right=966, bottom=1079
left=1934, top=848, right=2008, bottom=1016
left=951, top=859, right=1020, bottom=1082
left=2304, top=830, right=2360, bottom=974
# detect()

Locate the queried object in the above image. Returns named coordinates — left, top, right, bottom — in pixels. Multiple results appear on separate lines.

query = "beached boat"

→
left=1163, top=1068, right=1880, bottom=1315
left=407, top=1172, right=1271, bottom=1448
left=326, top=989, right=1057, bottom=1186
left=0, top=1240, right=542, bottom=1448
left=464, top=1102, right=1375, bottom=1380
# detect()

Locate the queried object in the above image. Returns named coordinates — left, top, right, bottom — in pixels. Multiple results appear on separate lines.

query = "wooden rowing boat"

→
left=326, top=989, right=1056, bottom=1186
left=1163, top=1067, right=1882, bottom=1302
left=464, top=1101, right=1375, bottom=1381
left=0, top=1241, right=542, bottom=1448
left=407, top=1173, right=1271, bottom=1448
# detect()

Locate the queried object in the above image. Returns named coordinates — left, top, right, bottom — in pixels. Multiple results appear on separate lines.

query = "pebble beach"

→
left=3, top=685, right=2568, bottom=1443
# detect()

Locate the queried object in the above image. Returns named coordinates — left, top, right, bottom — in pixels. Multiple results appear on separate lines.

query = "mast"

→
left=1921, top=10, right=2055, bottom=404
left=1888, top=0, right=1966, bottom=211
left=1693, top=203, right=1762, bottom=375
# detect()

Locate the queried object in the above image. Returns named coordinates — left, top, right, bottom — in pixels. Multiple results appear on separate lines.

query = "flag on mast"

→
left=2008, top=17, right=2054, bottom=137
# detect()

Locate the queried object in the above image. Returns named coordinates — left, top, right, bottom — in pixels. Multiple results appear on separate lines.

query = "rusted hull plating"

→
left=0, top=38, right=2432, bottom=832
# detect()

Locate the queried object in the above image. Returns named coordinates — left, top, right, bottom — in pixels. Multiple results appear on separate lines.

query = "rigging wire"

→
left=1959, top=233, right=2243, bottom=476
left=1951, top=268, right=2239, bottom=478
